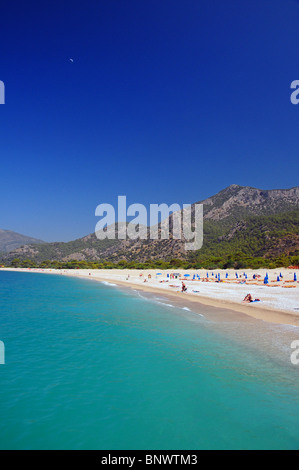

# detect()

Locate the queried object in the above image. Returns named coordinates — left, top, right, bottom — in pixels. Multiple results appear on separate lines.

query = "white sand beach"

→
left=2, top=267, right=298, bottom=326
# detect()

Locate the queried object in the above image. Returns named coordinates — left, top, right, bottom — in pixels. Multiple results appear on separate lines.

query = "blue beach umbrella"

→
left=184, top=274, right=191, bottom=277
left=277, top=276, right=280, bottom=282
left=226, top=272, right=228, bottom=278
left=236, top=273, right=238, bottom=278
left=206, top=272, right=209, bottom=278
left=294, top=273, right=297, bottom=282
left=264, top=276, right=269, bottom=284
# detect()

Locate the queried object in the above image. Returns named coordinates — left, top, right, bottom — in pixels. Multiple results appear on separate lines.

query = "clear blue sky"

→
left=0, top=0, right=298, bottom=241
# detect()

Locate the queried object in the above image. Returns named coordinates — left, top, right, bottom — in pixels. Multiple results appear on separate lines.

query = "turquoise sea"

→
left=0, top=270, right=299, bottom=450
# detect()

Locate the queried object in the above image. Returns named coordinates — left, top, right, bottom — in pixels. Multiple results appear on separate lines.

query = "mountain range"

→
left=0, top=229, right=44, bottom=253
left=1, top=185, right=298, bottom=266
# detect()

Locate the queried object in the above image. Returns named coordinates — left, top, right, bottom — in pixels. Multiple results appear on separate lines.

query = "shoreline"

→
left=78, top=274, right=299, bottom=326
left=1, top=267, right=299, bottom=326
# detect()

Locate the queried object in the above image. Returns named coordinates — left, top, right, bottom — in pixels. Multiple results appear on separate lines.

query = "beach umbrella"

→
left=264, top=276, right=268, bottom=284
left=193, top=275, right=196, bottom=279
left=156, top=273, right=162, bottom=275
left=226, top=272, right=228, bottom=278
left=206, top=272, right=209, bottom=278
left=294, top=273, right=297, bottom=282
left=280, top=272, right=282, bottom=278
left=218, top=273, right=221, bottom=280
left=184, top=274, right=190, bottom=277
left=236, top=273, right=238, bottom=278
left=277, top=276, right=280, bottom=282
left=167, top=274, right=169, bottom=278
left=197, top=275, right=200, bottom=280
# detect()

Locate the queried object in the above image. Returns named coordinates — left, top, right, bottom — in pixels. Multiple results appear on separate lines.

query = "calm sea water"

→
left=0, top=271, right=299, bottom=450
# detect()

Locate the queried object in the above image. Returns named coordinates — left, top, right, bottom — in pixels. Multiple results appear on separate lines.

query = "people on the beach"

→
left=181, top=282, right=187, bottom=292
left=243, top=293, right=260, bottom=303
left=243, top=293, right=253, bottom=303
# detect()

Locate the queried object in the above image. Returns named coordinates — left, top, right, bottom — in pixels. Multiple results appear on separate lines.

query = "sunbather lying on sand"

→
left=243, top=294, right=260, bottom=303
